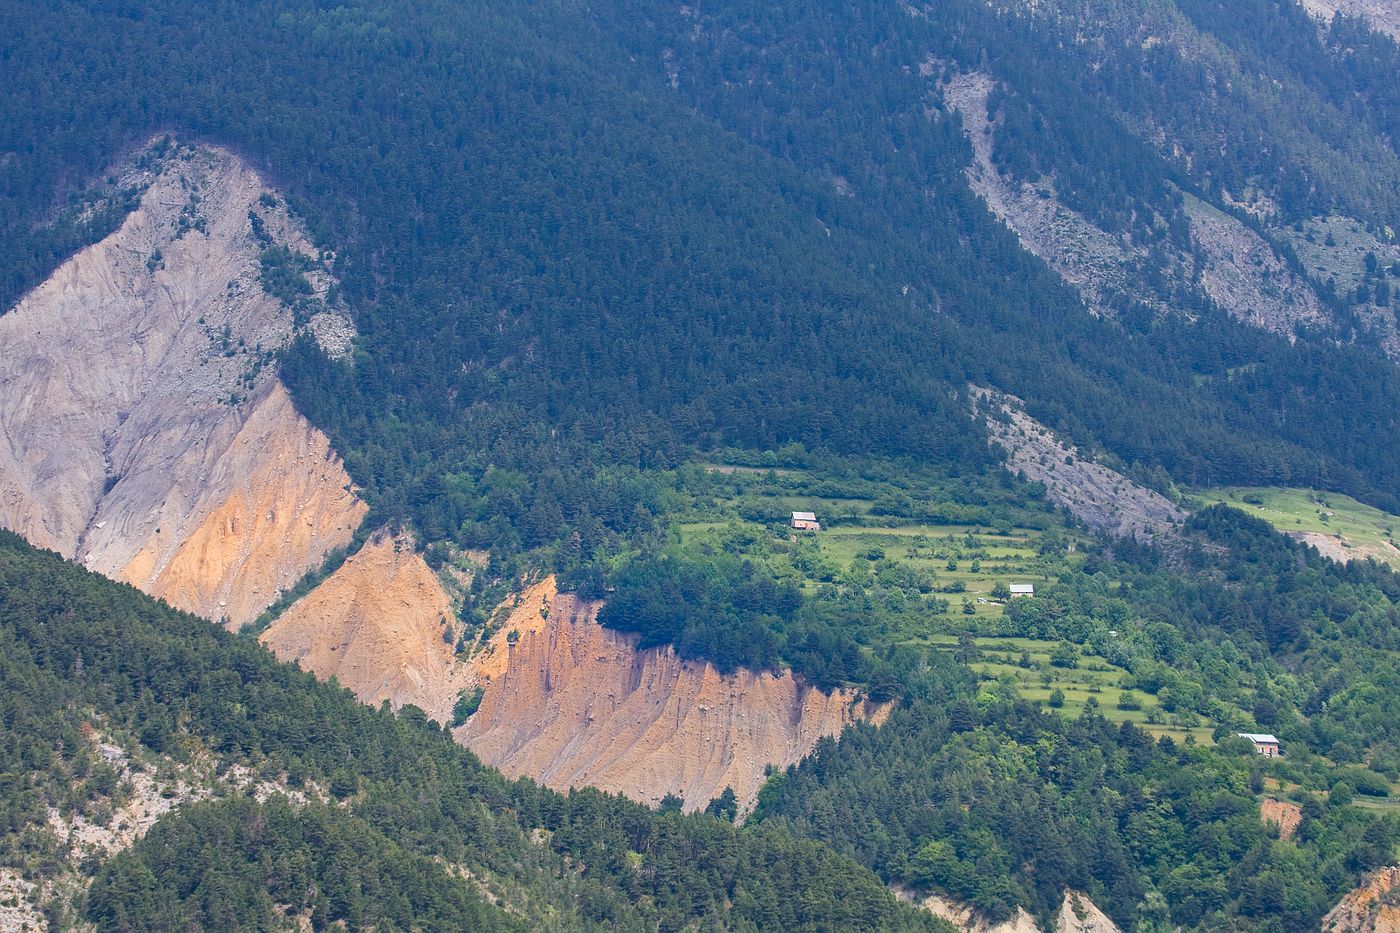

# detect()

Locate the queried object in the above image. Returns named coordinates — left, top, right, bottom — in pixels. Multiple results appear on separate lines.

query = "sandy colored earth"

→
left=971, top=387, right=1184, bottom=542
left=261, top=533, right=470, bottom=723
left=458, top=578, right=887, bottom=812
left=1290, top=531, right=1400, bottom=567
left=892, top=885, right=1120, bottom=932
left=1324, top=866, right=1400, bottom=932
left=0, top=142, right=362, bottom=627
left=265, top=562, right=886, bottom=813
left=1261, top=797, right=1303, bottom=839
left=1058, top=892, right=1121, bottom=933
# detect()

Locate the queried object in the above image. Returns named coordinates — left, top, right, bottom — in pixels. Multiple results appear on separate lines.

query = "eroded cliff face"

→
left=262, top=565, right=884, bottom=813
left=260, top=534, right=471, bottom=723
left=892, top=886, right=1120, bottom=933
left=1324, top=866, right=1400, bottom=932
left=0, top=142, right=363, bottom=626
left=457, top=578, right=886, bottom=812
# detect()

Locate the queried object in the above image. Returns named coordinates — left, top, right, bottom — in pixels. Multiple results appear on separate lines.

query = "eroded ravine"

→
left=455, top=578, right=888, bottom=812
left=0, top=140, right=886, bottom=814
left=0, top=142, right=363, bottom=627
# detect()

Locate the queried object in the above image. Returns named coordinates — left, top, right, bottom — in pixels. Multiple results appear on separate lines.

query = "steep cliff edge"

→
left=0, top=142, right=363, bottom=626
left=458, top=578, right=887, bottom=812
left=260, top=534, right=470, bottom=723
left=1325, top=866, right=1400, bottom=932
left=263, top=566, right=885, bottom=813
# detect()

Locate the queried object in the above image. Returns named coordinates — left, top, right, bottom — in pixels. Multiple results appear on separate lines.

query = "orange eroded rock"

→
left=119, top=382, right=365, bottom=626
left=260, top=534, right=469, bottom=723
left=456, top=582, right=887, bottom=812
left=1324, top=866, right=1400, bottom=932
left=1260, top=797, right=1302, bottom=840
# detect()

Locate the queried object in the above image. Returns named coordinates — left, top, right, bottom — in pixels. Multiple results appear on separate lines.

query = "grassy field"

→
left=679, top=463, right=1064, bottom=622
left=673, top=463, right=1219, bottom=730
left=919, top=635, right=1216, bottom=743
left=1193, top=486, right=1400, bottom=569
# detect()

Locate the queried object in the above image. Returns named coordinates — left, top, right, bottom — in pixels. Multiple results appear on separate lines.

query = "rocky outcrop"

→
left=1057, top=892, right=1121, bottom=933
left=1300, top=0, right=1400, bottom=40
left=944, top=71, right=1142, bottom=319
left=1184, top=196, right=1328, bottom=337
left=0, top=142, right=363, bottom=626
left=260, top=534, right=471, bottom=723
left=1261, top=797, right=1302, bottom=839
left=264, top=564, right=885, bottom=813
left=457, top=578, right=887, bottom=812
left=893, top=886, right=1119, bottom=933
left=971, top=387, right=1184, bottom=542
left=942, top=71, right=1329, bottom=339
left=1324, top=866, right=1400, bottom=932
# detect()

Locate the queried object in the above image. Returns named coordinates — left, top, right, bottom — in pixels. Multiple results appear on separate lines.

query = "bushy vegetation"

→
left=0, top=531, right=939, bottom=931
left=753, top=505, right=1400, bottom=929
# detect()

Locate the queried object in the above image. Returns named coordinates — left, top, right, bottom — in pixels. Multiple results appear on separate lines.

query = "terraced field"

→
left=922, top=635, right=1217, bottom=744
left=679, top=463, right=1068, bottom=621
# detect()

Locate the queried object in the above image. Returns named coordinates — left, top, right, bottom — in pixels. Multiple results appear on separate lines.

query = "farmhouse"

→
left=1009, top=583, right=1035, bottom=598
left=1237, top=733, right=1282, bottom=757
left=790, top=511, right=821, bottom=531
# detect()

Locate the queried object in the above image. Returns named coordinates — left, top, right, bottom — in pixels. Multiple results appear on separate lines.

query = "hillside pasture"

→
left=1194, top=486, right=1400, bottom=569
left=922, top=635, right=1216, bottom=743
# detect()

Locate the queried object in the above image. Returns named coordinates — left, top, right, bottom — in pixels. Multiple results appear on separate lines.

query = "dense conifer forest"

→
left=5, top=0, right=1400, bottom=928
left=0, top=532, right=938, bottom=930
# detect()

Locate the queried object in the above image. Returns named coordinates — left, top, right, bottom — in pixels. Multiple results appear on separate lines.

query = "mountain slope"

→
left=8, top=0, right=1400, bottom=548
left=0, top=530, right=940, bottom=930
left=0, top=143, right=362, bottom=627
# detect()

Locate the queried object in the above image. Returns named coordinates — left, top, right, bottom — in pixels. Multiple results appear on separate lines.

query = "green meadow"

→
left=1194, top=486, right=1400, bottom=569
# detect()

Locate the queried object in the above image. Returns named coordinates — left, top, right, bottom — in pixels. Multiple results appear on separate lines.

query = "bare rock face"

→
left=457, top=577, right=887, bottom=813
left=263, top=563, right=885, bottom=813
left=892, top=886, right=1119, bottom=933
left=1057, top=892, right=1121, bottom=933
left=944, top=71, right=1140, bottom=319
left=1184, top=196, right=1328, bottom=337
left=891, top=885, right=1039, bottom=933
left=1260, top=797, right=1302, bottom=839
left=1299, top=0, right=1400, bottom=40
left=942, top=71, right=1329, bottom=340
left=971, top=387, right=1184, bottom=542
left=0, top=142, right=363, bottom=626
left=260, top=533, right=471, bottom=723
left=1324, top=866, right=1400, bottom=932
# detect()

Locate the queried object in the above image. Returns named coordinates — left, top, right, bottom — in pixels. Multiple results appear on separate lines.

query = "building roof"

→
left=1009, top=583, right=1035, bottom=593
left=1237, top=733, right=1280, bottom=745
left=791, top=511, right=817, bottom=522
